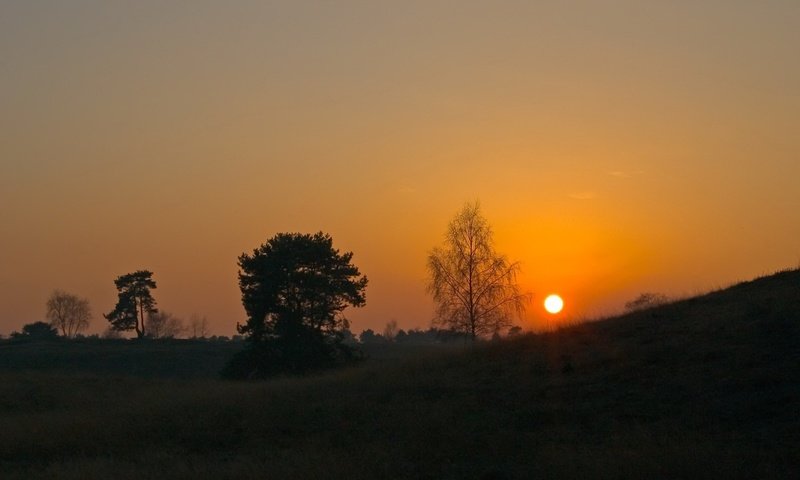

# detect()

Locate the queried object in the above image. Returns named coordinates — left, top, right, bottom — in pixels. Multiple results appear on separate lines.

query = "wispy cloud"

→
left=569, top=191, right=597, bottom=200
left=396, top=185, right=416, bottom=194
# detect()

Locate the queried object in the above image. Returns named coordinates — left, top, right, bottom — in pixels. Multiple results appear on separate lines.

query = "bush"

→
left=221, top=336, right=362, bottom=379
left=10, top=321, right=60, bottom=341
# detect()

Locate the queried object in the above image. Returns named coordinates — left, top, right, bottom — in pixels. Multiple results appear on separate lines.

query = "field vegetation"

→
left=1, top=269, right=798, bottom=479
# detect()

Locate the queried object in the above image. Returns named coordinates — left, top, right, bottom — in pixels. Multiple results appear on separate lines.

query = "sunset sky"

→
left=2, top=1, right=799, bottom=336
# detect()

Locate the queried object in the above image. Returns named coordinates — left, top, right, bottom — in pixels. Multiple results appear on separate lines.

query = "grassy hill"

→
left=1, top=269, right=798, bottom=479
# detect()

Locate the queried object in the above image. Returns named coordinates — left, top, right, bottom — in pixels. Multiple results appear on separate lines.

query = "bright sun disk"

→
left=544, top=294, right=564, bottom=314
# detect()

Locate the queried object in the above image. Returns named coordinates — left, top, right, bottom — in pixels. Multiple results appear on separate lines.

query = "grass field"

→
left=1, top=269, right=798, bottom=479
left=0, top=339, right=243, bottom=379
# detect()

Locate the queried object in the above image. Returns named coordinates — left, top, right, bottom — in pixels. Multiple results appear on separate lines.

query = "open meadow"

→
left=1, top=269, right=798, bottom=479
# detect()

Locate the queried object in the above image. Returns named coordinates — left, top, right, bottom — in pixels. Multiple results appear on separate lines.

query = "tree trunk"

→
left=136, top=297, right=145, bottom=338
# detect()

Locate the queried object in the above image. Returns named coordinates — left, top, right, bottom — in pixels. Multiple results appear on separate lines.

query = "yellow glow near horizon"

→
left=544, top=294, right=564, bottom=314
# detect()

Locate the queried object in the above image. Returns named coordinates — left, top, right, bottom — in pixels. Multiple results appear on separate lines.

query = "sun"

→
left=544, top=294, right=564, bottom=314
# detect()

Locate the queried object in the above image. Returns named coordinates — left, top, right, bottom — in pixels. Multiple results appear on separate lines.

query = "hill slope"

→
left=1, top=269, right=798, bottom=479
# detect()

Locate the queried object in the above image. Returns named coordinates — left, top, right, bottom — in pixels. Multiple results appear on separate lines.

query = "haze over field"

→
left=2, top=1, right=799, bottom=335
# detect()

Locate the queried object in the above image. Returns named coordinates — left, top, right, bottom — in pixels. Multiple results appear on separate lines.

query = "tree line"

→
left=8, top=281, right=212, bottom=341
left=6, top=202, right=531, bottom=378
left=5, top=201, right=677, bottom=379
left=5, top=201, right=673, bottom=377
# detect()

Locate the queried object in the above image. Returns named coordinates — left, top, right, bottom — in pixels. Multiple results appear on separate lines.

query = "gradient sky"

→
left=2, top=1, right=799, bottom=336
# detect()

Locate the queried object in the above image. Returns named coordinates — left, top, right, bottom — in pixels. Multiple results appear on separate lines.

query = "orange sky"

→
left=2, top=1, right=799, bottom=336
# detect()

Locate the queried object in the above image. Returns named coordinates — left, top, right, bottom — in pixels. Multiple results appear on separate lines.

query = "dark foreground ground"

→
left=1, top=269, right=798, bottom=479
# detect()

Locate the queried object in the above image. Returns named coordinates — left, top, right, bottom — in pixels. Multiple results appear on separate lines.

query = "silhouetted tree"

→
left=340, top=327, right=358, bottom=345
left=403, top=328, right=436, bottom=345
left=508, top=325, right=523, bottom=336
left=625, top=292, right=669, bottom=312
left=383, top=319, right=399, bottom=342
left=11, top=321, right=59, bottom=340
left=188, top=314, right=210, bottom=339
left=45, top=290, right=92, bottom=338
left=434, top=327, right=472, bottom=343
left=223, top=232, right=368, bottom=379
left=146, top=311, right=185, bottom=339
left=104, top=270, right=158, bottom=338
left=427, top=202, right=529, bottom=340
left=359, top=328, right=385, bottom=344
left=395, top=328, right=408, bottom=343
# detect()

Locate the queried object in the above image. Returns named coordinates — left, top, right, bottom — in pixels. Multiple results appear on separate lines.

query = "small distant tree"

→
left=45, top=290, right=92, bottom=338
left=395, top=329, right=408, bottom=343
left=359, top=328, right=384, bottom=344
left=427, top=202, right=530, bottom=341
left=383, top=319, right=399, bottom=342
left=508, top=325, right=523, bottom=336
left=402, top=328, right=440, bottom=345
left=146, top=311, right=185, bottom=339
left=104, top=270, right=158, bottom=338
left=223, top=232, right=368, bottom=379
left=341, top=327, right=358, bottom=345
left=188, top=314, right=210, bottom=339
left=625, top=292, right=669, bottom=312
left=11, top=321, right=59, bottom=340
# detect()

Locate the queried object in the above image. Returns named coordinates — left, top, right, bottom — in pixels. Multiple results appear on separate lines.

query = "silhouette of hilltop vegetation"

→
left=0, top=268, right=798, bottom=479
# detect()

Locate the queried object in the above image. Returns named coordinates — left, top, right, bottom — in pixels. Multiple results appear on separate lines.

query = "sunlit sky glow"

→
left=2, top=1, right=799, bottom=335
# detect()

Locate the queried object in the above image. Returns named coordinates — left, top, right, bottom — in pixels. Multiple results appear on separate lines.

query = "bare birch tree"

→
left=146, top=311, right=185, bottom=339
left=188, top=314, right=210, bottom=339
left=427, top=202, right=529, bottom=340
left=383, top=319, right=399, bottom=342
left=45, top=290, right=92, bottom=338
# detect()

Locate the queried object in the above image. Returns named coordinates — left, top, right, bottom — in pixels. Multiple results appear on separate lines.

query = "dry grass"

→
left=1, top=269, right=798, bottom=479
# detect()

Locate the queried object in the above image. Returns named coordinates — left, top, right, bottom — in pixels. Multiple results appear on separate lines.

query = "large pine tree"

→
left=104, top=270, right=158, bottom=338
left=224, top=232, right=367, bottom=378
